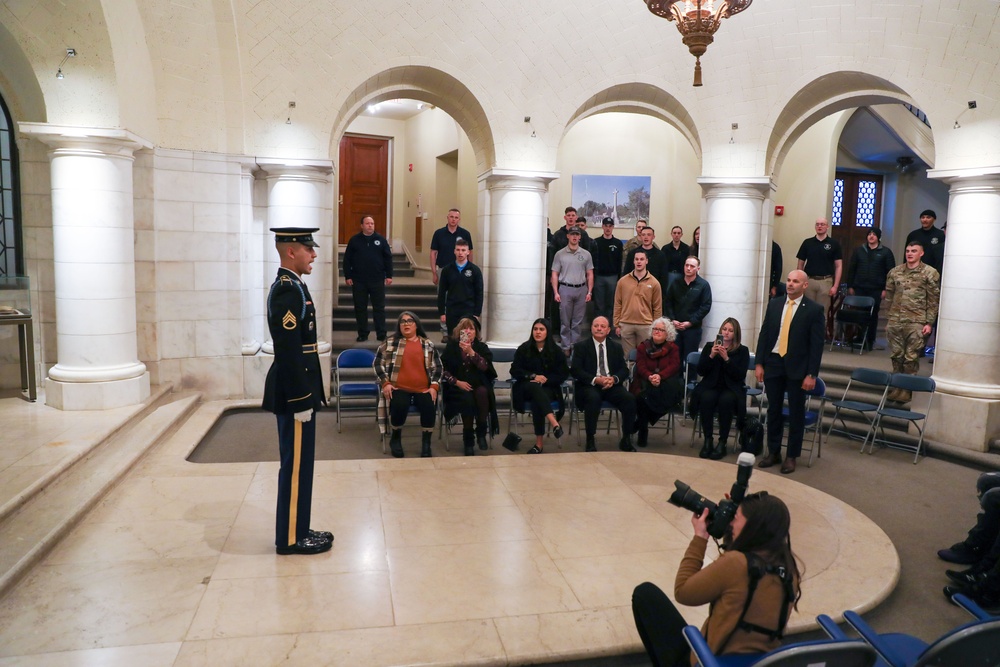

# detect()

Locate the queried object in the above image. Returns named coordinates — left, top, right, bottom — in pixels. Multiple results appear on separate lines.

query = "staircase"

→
left=332, top=250, right=440, bottom=347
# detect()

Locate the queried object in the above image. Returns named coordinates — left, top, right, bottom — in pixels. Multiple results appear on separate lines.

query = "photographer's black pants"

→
left=632, top=581, right=690, bottom=667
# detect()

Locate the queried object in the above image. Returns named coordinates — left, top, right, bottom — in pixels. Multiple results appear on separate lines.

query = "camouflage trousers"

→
left=886, top=322, right=924, bottom=374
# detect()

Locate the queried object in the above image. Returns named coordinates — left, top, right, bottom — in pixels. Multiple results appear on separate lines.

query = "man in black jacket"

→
left=846, top=227, right=895, bottom=350
left=437, top=238, right=483, bottom=336
left=664, top=256, right=713, bottom=362
left=754, top=270, right=826, bottom=474
left=263, top=227, right=333, bottom=555
left=572, top=317, right=637, bottom=452
left=343, top=215, right=393, bottom=341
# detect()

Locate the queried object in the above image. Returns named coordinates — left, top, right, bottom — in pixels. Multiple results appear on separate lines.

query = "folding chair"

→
left=825, top=368, right=890, bottom=442
left=775, top=376, right=827, bottom=466
left=830, top=295, right=876, bottom=354
left=683, top=623, right=877, bottom=667
left=862, top=373, right=935, bottom=463
left=745, top=352, right=764, bottom=418
left=334, top=348, right=379, bottom=433
left=831, top=603, right=1000, bottom=666
left=682, top=350, right=702, bottom=430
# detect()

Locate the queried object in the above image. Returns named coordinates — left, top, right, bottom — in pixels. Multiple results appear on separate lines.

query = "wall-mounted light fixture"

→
left=56, top=48, right=76, bottom=79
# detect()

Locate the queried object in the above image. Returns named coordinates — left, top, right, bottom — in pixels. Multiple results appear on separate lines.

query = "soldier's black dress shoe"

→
left=585, top=437, right=597, bottom=452
left=309, top=529, right=334, bottom=542
left=618, top=435, right=637, bottom=452
left=276, top=535, right=332, bottom=555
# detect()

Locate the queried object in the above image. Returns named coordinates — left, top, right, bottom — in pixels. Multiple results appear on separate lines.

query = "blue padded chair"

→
left=334, top=348, right=379, bottom=433
left=745, top=352, right=764, bottom=418
left=862, top=373, right=935, bottom=463
left=683, top=350, right=702, bottom=439
left=825, top=368, right=890, bottom=443
left=778, top=376, right=827, bottom=467
left=827, top=603, right=1000, bottom=667
left=683, top=623, right=877, bottom=667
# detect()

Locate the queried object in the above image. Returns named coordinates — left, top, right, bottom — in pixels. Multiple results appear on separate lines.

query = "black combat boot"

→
left=699, top=437, right=714, bottom=459
left=389, top=429, right=404, bottom=458
left=421, top=431, right=432, bottom=458
left=463, top=429, right=475, bottom=456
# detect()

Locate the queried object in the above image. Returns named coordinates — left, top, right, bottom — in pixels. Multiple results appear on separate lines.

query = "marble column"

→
left=238, top=158, right=263, bottom=356
left=477, top=168, right=559, bottom=348
left=697, top=177, right=775, bottom=352
left=254, top=160, right=334, bottom=395
left=19, top=124, right=152, bottom=410
left=924, top=170, right=1000, bottom=451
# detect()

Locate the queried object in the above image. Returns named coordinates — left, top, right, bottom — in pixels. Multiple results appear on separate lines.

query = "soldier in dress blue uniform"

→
left=263, top=227, right=333, bottom=555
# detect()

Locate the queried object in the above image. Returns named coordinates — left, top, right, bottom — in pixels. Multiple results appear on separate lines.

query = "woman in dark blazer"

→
left=690, top=317, right=749, bottom=460
left=510, top=318, right=569, bottom=454
left=441, top=317, right=499, bottom=456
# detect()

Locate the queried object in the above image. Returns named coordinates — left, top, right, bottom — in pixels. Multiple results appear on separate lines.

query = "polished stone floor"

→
left=0, top=395, right=898, bottom=666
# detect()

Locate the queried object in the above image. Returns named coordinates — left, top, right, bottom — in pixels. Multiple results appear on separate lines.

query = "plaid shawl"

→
left=373, top=335, right=442, bottom=434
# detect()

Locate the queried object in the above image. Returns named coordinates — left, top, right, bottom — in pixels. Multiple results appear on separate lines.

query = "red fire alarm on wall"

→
left=774, top=205, right=784, bottom=216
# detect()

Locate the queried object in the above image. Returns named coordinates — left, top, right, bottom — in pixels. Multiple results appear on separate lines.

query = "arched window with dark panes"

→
left=0, top=94, right=22, bottom=277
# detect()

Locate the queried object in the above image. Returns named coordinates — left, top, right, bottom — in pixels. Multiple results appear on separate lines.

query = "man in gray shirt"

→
left=551, top=227, right=594, bottom=353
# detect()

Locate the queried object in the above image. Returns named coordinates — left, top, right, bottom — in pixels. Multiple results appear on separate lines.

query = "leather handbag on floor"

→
left=501, top=432, right=522, bottom=452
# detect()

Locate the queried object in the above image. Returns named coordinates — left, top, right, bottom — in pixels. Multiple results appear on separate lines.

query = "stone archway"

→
left=563, top=82, right=702, bottom=165
left=765, top=71, right=929, bottom=180
left=330, top=66, right=496, bottom=175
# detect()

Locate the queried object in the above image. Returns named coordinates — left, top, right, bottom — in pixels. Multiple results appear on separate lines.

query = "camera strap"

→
left=735, top=553, right=795, bottom=640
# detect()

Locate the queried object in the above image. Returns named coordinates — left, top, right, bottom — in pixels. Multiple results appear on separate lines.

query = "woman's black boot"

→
left=709, top=438, right=727, bottom=460
left=421, top=431, right=433, bottom=458
left=699, top=437, right=714, bottom=459
left=476, top=423, right=489, bottom=450
left=463, top=429, right=476, bottom=456
left=389, top=429, right=404, bottom=458
left=636, top=421, right=649, bottom=448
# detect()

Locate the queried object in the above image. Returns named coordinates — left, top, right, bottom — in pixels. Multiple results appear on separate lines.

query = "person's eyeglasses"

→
left=651, top=327, right=667, bottom=332
left=400, top=319, right=415, bottom=324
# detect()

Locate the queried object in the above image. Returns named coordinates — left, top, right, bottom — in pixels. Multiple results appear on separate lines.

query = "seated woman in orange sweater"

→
left=631, top=492, right=802, bottom=666
left=374, top=311, right=443, bottom=458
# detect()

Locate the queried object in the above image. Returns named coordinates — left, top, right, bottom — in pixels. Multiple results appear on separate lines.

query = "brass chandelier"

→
left=644, top=0, right=753, bottom=87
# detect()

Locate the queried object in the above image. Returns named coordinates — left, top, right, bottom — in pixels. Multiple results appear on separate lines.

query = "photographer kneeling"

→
left=632, top=492, right=801, bottom=666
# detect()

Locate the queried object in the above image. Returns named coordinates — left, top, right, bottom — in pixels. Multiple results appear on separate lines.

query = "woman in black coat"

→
left=510, top=318, right=569, bottom=454
left=441, top=317, right=499, bottom=456
left=690, top=317, right=749, bottom=460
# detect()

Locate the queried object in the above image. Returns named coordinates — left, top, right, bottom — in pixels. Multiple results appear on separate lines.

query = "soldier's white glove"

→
left=294, top=409, right=313, bottom=423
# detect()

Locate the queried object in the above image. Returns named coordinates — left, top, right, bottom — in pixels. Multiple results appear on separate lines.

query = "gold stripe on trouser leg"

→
left=288, top=419, right=302, bottom=545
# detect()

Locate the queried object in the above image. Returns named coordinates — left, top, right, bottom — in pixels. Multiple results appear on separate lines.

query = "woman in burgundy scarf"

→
left=632, top=317, right=684, bottom=447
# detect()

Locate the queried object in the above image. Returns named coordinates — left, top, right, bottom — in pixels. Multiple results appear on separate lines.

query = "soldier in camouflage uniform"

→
left=884, top=241, right=940, bottom=402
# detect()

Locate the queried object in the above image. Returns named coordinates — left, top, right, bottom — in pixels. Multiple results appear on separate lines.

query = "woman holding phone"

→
left=441, top=317, right=499, bottom=455
left=689, top=317, right=749, bottom=460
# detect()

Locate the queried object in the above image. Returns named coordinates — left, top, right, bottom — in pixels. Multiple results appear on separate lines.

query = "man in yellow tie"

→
left=754, top=270, right=826, bottom=474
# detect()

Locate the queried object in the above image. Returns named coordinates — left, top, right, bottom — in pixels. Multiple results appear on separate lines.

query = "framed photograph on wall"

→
left=571, top=174, right=651, bottom=228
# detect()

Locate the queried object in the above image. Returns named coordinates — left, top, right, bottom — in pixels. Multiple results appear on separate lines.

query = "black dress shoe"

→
left=585, top=437, right=597, bottom=452
left=276, top=535, right=333, bottom=555
left=309, top=529, right=334, bottom=542
left=618, top=435, right=637, bottom=452
left=356, top=333, right=369, bottom=342
left=376, top=333, right=386, bottom=341
left=758, top=450, right=782, bottom=468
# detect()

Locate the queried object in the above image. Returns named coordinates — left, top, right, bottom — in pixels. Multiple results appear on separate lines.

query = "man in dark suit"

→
left=754, top=269, right=825, bottom=474
left=572, top=316, right=638, bottom=452
left=263, top=227, right=333, bottom=555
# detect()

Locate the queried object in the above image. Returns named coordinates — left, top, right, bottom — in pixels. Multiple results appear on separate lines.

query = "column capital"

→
left=927, top=166, right=1000, bottom=184
left=18, top=123, right=152, bottom=157
left=254, top=158, right=334, bottom=183
left=697, top=176, right=775, bottom=197
left=478, top=167, right=560, bottom=191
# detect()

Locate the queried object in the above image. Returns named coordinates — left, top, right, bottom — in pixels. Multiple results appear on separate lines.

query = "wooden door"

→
left=832, top=172, right=884, bottom=265
left=338, top=135, right=389, bottom=244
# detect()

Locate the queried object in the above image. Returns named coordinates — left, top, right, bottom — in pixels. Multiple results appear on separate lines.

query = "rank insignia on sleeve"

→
left=282, top=311, right=297, bottom=330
